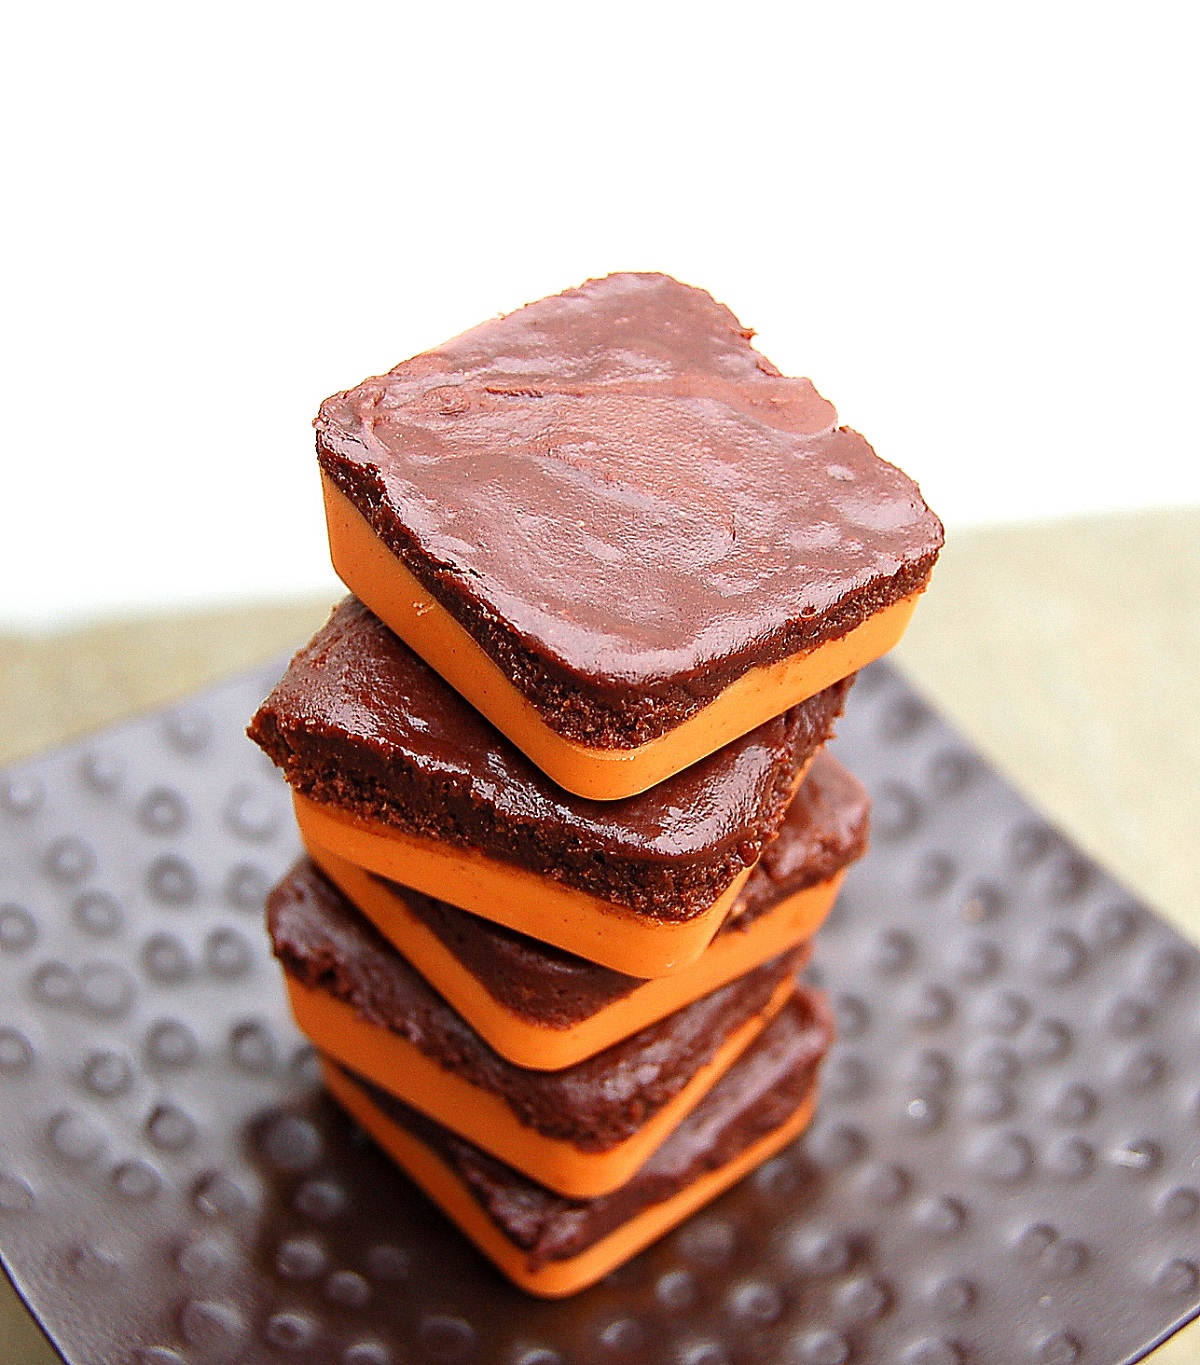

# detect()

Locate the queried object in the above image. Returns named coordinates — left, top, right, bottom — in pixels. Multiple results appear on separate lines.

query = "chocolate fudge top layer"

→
left=382, top=749, right=869, bottom=1028
left=316, top=272, right=943, bottom=747
left=269, top=859, right=804, bottom=1153
left=338, top=986, right=832, bottom=1267
left=249, top=599, right=852, bottom=919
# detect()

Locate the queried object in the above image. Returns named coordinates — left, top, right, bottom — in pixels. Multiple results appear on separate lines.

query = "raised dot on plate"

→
left=1010, top=823, right=1052, bottom=867
left=112, top=1168, right=155, bottom=1222
left=80, top=750, right=122, bottom=792
left=48, top=1110, right=106, bottom=1163
left=230, top=1019, right=277, bottom=1071
left=0, top=904, right=36, bottom=952
left=972, top=1133, right=1033, bottom=1183
left=223, top=783, right=281, bottom=841
left=1032, top=930, right=1087, bottom=983
left=728, top=1279, right=783, bottom=1324
left=833, top=994, right=870, bottom=1038
left=962, top=1082, right=1015, bottom=1123
left=0, top=1173, right=35, bottom=1214
left=783, top=1229, right=854, bottom=1276
left=676, top=1342, right=728, bottom=1365
left=259, top=1113, right=323, bottom=1171
left=903, top=1339, right=962, bottom=1365
left=225, top=862, right=272, bottom=912
left=835, top=1274, right=891, bottom=1322
left=1043, top=1138, right=1095, bottom=1180
left=1141, top=945, right=1192, bottom=994
left=295, top=1179, right=348, bottom=1220
left=904, top=1096, right=945, bottom=1132
left=1026, top=1019, right=1073, bottom=1063
left=1043, top=1239, right=1088, bottom=1276
left=872, top=928, right=916, bottom=974
left=908, top=984, right=955, bottom=1028
left=1, top=775, right=44, bottom=816
left=266, top=1311, right=319, bottom=1350
left=193, top=1171, right=247, bottom=1218
left=1154, top=1259, right=1199, bottom=1297
left=344, top=1343, right=391, bottom=1365
left=165, top=711, right=210, bottom=753
left=860, top=1162, right=910, bottom=1205
left=146, top=1020, right=199, bottom=1068
left=277, top=1237, right=328, bottom=1279
left=980, top=991, right=1030, bottom=1035
left=957, top=939, right=1002, bottom=981
left=326, top=1269, right=371, bottom=1307
left=927, top=751, right=972, bottom=795
left=1106, top=997, right=1151, bottom=1037
left=142, top=933, right=193, bottom=983
left=0, top=1028, right=33, bottom=1075
left=1035, top=1332, right=1081, bottom=1365
left=871, top=784, right=920, bottom=840
left=1118, top=1047, right=1167, bottom=1091
left=179, top=1299, right=244, bottom=1350
left=71, top=1243, right=120, bottom=1281
left=205, top=927, right=252, bottom=978
left=1159, top=1186, right=1200, bottom=1221
left=138, top=787, right=189, bottom=834
left=822, top=1052, right=870, bottom=1102
left=146, top=1104, right=196, bottom=1151
left=655, top=1268, right=699, bottom=1311
left=960, top=882, right=1005, bottom=923
left=44, top=836, right=95, bottom=882
left=795, top=1330, right=850, bottom=1365
left=419, top=1314, right=477, bottom=1362
left=929, top=1277, right=976, bottom=1314
left=177, top=1238, right=225, bottom=1279
left=805, top=1121, right=867, bottom=1168
left=73, top=890, right=123, bottom=936
left=32, top=960, right=79, bottom=1007
left=1048, top=1083, right=1098, bottom=1125
left=753, top=1152, right=800, bottom=1200
left=914, top=1196, right=965, bottom=1237
left=82, top=1050, right=133, bottom=1097
left=1015, top=1223, right=1057, bottom=1259
left=147, top=855, right=198, bottom=907
left=1090, top=902, right=1140, bottom=949
left=914, top=852, right=956, bottom=898
left=1047, top=854, right=1090, bottom=902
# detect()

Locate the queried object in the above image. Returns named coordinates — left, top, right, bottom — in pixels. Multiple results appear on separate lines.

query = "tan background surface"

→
left=2, top=508, right=1197, bottom=1363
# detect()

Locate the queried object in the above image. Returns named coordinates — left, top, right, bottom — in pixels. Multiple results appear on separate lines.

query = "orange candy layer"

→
left=309, top=842, right=841, bottom=1069
left=323, top=1058, right=817, bottom=1298
left=323, top=475, right=922, bottom=800
left=286, top=972, right=792, bottom=1199
left=295, top=793, right=757, bottom=978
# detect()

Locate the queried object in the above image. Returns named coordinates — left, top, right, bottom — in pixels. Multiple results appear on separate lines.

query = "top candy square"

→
left=316, top=273, right=942, bottom=798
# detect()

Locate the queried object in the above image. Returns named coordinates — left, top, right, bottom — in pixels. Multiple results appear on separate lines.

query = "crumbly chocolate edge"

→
left=248, top=681, right=850, bottom=921
left=333, top=989, right=831, bottom=1266
left=318, top=446, right=938, bottom=747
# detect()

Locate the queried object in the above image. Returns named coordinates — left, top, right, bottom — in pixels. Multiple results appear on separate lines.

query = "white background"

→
left=2, top=1, right=1197, bottom=628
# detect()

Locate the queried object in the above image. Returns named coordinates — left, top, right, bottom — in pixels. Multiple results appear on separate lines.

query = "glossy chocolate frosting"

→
left=336, top=986, right=832, bottom=1267
left=249, top=599, right=852, bottom=918
left=269, top=859, right=803, bottom=1152
left=382, top=750, right=867, bottom=1027
left=316, top=273, right=943, bottom=745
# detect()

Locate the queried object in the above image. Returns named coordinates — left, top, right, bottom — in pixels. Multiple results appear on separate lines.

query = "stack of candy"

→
left=249, top=274, right=943, bottom=1295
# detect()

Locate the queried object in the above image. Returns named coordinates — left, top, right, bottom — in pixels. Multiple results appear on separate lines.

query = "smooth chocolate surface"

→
left=379, top=749, right=868, bottom=1028
left=336, top=987, right=832, bottom=1267
left=316, top=273, right=944, bottom=746
left=4, top=659, right=1199, bottom=1365
left=269, top=858, right=804, bottom=1152
left=249, top=598, right=851, bottom=918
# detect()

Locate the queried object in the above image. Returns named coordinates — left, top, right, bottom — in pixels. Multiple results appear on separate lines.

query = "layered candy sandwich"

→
left=304, top=748, right=868, bottom=1068
left=315, top=272, right=943, bottom=799
left=249, top=597, right=852, bottom=976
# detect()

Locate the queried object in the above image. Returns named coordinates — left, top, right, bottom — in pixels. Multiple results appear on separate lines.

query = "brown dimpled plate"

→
left=0, top=660, right=1197, bottom=1365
